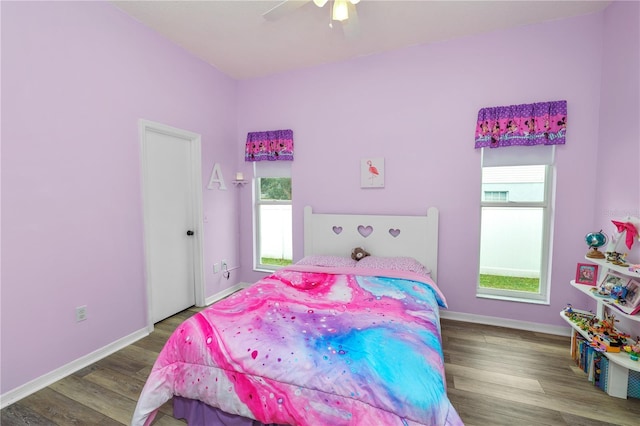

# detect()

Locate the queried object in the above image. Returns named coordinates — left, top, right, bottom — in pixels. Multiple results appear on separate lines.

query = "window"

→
left=477, top=146, right=554, bottom=303
left=484, top=191, right=508, bottom=202
left=254, top=162, right=292, bottom=271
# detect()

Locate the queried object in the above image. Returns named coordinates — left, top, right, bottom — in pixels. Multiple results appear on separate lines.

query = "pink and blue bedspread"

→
left=132, top=265, right=464, bottom=426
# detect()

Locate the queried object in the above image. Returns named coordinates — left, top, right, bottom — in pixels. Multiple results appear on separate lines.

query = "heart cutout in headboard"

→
left=332, top=226, right=343, bottom=235
left=389, top=228, right=401, bottom=238
left=357, top=225, right=373, bottom=238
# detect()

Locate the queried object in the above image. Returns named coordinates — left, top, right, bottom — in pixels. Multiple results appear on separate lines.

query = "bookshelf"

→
left=570, top=281, right=640, bottom=323
left=563, top=257, right=640, bottom=398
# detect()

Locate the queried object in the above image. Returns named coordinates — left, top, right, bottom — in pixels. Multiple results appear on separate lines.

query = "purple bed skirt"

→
left=173, top=397, right=283, bottom=426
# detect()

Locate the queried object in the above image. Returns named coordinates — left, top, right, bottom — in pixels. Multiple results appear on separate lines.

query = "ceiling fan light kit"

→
left=313, top=0, right=360, bottom=22
left=332, top=0, right=349, bottom=21
left=263, top=0, right=361, bottom=34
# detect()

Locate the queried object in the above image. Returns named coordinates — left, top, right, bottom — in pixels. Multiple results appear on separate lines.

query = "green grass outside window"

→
left=479, top=274, right=539, bottom=292
left=262, top=257, right=292, bottom=267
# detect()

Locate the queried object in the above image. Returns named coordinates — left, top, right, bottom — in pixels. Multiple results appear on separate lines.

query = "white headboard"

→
left=303, top=206, right=439, bottom=281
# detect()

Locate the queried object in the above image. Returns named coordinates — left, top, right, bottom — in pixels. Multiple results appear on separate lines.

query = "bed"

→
left=132, top=206, right=463, bottom=426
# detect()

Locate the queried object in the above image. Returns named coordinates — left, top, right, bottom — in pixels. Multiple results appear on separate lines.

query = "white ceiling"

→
left=112, top=0, right=610, bottom=80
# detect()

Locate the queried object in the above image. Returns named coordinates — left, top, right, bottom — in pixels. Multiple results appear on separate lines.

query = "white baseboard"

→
left=204, top=282, right=251, bottom=306
left=0, top=327, right=149, bottom=409
left=440, top=310, right=571, bottom=337
left=2, top=283, right=253, bottom=408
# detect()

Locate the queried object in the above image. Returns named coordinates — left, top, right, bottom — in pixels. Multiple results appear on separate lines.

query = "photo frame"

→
left=575, top=263, right=599, bottom=286
left=624, top=279, right=640, bottom=309
left=599, top=271, right=630, bottom=292
left=360, top=158, right=385, bottom=188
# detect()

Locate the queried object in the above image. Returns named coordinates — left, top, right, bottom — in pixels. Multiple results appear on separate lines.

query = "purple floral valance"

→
left=475, top=100, right=567, bottom=149
left=245, top=129, right=294, bottom=161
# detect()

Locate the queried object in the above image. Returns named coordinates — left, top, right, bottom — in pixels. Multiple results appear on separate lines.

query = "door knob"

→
left=186, top=230, right=194, bottom=236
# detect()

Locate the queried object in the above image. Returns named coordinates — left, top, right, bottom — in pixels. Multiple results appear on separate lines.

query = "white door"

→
left=140, top=120, right=205, bottom=325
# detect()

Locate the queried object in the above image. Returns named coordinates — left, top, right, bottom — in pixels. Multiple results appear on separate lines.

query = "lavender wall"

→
left=2, top=0, right=637, bottom=402
left=237, top=10, right=615, bottom=326
left=596, top=0, right=640, bottom=243
left=594, top=0, right=640, bottom=334
left=1, top=2, right=238, bottom=394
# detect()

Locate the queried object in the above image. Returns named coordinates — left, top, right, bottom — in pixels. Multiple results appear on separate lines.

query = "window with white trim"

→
left=477, top=145, right=555, bottom=303
left=254, top=161, right=292, bottom=271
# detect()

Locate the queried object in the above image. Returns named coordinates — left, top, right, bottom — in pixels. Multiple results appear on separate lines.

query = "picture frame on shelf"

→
left=624, top=279, right=640, bottom=309
left=575, top=263, right=599, bottom=286
left=599, top=271, right=630, bottom=292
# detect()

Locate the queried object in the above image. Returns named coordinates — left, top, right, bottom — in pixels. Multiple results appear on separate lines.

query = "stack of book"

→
left=572, top=333, right=608, bottom=391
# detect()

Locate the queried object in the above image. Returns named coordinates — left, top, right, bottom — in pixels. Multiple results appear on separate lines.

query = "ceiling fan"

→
left=263, top=0, right=361, bottom=37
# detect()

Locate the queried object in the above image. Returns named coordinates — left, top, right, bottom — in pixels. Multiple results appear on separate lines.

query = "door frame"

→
left=139, top=119, right=205, bottom=332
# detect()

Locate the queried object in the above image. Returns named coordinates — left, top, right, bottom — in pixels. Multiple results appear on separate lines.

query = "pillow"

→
left=296, top=255, right=358, bottom=268
left=355, top=256, right=431, bottom=276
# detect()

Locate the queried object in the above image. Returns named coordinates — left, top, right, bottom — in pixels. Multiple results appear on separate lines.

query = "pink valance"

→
left=475, top=100, right=567, bottom=149
left=245, top=129, right=294, bottom=161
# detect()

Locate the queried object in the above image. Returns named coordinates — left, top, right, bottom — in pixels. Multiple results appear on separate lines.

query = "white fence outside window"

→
left=260, top=205, right=293, bottom=260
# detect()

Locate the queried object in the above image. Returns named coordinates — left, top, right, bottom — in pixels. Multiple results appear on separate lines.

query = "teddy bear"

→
left=351, top=247, right=370, bottom=261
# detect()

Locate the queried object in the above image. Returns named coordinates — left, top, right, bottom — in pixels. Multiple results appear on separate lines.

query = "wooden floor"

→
left=2, top=308, right=640, bottom=425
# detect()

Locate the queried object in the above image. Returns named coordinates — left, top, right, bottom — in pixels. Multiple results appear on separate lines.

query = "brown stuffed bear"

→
left=351, top=247, right=370, bottom=261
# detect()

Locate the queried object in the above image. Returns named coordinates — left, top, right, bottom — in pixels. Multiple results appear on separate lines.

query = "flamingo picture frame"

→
left=361, top=157, right=384, bottom=188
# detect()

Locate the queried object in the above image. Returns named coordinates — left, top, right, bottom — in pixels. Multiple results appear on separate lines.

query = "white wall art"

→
left=207, top=162, right=227, bottom=190
left=360, top=157, right=384, bottom=188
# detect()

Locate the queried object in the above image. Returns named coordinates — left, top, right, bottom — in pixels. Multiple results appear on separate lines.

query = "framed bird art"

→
left=361, top=157, right=384, bottom=188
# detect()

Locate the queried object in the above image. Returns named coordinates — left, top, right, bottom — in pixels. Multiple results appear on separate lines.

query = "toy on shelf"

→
left=563, top=304, right=595, bottom=331
left=590, top=286, right=611, bottom=298
left=623, top=339, right=640, bottom=361
left=589, top=312, right=617, bottom=335
left=611, top=285, right=629, bottom=303
left=592, top=334, right=623, bottom=353
left=603, top=218, right=639, bottom=267
left=606, top=251, right=629, bottom=267
left=610, top=219, right=639, bottom=251
left=585, top=312, right=629, bottom=353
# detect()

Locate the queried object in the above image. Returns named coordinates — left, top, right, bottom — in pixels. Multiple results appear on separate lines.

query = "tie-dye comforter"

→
left=132, top=265, right=464, bottom=426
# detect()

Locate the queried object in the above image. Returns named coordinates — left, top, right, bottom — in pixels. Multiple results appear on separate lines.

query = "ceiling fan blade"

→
left=341, top=2, right=360, bottom=40
left=262, top=0, right=310, bottom=21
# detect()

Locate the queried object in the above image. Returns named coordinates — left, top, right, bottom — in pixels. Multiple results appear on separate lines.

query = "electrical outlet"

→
left=221, top=260, right=228, bottom=270
left=76, top=305, right=87, bottom=322
left=213, top=262, right=220, bottom=273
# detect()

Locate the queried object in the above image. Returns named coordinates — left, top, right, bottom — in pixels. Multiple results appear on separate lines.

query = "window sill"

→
left=254, top=266, right=292, bottom=274
left=476, top=293, right=550, bottom=305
